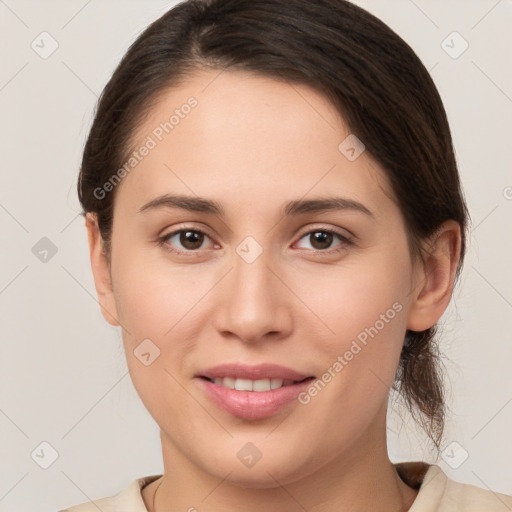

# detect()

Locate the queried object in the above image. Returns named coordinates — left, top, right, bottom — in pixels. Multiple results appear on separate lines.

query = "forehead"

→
left=115, top=69, right=395, bottom=217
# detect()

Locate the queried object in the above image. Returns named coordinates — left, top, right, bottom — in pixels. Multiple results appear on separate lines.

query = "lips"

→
left=196, top=363, right=315, bottom=419
left=198, top=363, right=312, bottom=382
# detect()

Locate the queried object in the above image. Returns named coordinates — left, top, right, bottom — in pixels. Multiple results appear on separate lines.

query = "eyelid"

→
left=158, top=222, right=355, bottom=254
left=160, top=223, right=353, bottom=240
left=290, top=227, right=353, bottom=256
left=295, top=224, right=354, bottom=243
left=157, top=223, right=219, bottom=254
left=160, top=222, right=217, bottom=241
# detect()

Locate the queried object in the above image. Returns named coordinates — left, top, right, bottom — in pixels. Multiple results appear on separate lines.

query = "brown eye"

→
left=295, top=229, right=350, bottom=252
left=309, top=231, right=334, bottom=250
left=161, top=229, right=211, bottom=252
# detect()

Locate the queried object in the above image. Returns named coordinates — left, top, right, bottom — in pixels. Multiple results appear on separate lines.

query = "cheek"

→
left=298, top=247, right=412, bottom=402
left=111, top=244, right=197, bottom=342
left=295, top=272, right=409, bottom=452
left=299, top=251, right=411, bottom=346
left=110, top=251, right=202, bottom=428
left=109, top=249, right=196, bottom=392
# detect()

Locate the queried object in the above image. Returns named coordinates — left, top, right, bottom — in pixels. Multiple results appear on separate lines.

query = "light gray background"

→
left=1, top=1, right=511, bottom=510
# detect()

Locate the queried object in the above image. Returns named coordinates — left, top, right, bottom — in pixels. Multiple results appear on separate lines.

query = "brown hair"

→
left=77, top=0, right=469, bottom=450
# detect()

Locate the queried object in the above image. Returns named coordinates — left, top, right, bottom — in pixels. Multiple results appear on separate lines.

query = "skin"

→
left=86, top=69, right=461, bottom=511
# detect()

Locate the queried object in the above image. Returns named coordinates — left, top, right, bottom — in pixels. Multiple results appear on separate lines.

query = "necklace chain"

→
left=152, top=477, right=164, bottom=512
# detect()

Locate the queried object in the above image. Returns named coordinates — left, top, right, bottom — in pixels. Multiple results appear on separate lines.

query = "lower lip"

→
left=198, top=378, right=313, bottom=420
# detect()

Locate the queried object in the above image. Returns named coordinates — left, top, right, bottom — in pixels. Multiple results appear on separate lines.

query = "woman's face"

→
left=99, top=69, right=424, bottom=485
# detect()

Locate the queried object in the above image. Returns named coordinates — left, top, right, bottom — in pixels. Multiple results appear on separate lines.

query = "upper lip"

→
left=198, top=363, right=313, bottom=382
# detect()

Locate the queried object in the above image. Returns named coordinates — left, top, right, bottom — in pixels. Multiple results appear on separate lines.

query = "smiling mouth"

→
left=200, top=376, right=314, bottom=392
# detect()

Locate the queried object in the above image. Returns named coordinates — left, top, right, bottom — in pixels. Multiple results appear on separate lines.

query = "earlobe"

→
left=406, top=220, right=462, bottom=332
left=85, top=213, right=121, bottom=327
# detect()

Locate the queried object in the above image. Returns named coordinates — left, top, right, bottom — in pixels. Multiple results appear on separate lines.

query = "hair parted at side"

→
left=77, top=0, right=469, bottom=451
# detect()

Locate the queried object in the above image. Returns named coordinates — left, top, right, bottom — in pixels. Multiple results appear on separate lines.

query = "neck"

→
left=144, top=412, right=418, bottom=512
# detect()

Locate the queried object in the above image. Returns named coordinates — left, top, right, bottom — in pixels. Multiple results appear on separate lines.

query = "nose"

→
left=212, top=246, right=293, bottom=345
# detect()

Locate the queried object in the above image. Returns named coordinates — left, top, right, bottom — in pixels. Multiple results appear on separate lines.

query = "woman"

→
left=61, top=0, right=512, bottom=510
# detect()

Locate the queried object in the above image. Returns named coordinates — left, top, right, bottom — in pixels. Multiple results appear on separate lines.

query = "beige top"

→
left=59, top=462, right=512, bottom=511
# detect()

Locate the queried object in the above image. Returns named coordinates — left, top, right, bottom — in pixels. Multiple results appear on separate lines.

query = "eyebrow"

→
left=138, top=194, right=373, bottom=217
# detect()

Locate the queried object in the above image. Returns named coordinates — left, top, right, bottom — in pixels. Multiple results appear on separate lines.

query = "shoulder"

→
left=59, top=495, right=112, bottom=512
left=59, top=474, right=162, bottom=512
left=441, top=470, right=512, bottom=511
left=401, top=462, right=512, bottom=511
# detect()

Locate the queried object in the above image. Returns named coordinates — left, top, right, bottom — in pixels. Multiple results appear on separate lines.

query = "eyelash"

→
left=156, top=225, right=354, bottom=256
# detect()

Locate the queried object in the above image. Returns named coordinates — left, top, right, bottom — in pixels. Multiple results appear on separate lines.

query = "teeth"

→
left=210, top=377, right=294, bottom=391
left=271, top=378, right=284, bottom=389
left=221, top=377, right=235, bottom=389
left=234, top=378, right=253, bottom=391
left=253, top=379, right=271, bottom=392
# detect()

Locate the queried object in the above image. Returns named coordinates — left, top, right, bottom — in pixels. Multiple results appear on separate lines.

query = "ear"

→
left=85, top=213, right=120, bottom=327
left=407, top=220, right=462, bottom=332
